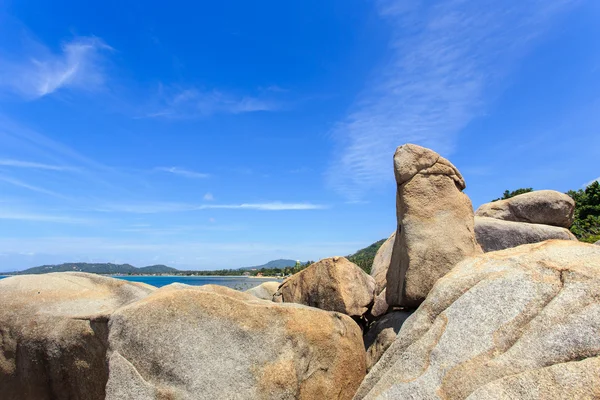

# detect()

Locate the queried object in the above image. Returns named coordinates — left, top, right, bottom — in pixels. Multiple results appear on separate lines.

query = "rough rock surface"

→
left=595, top=240, right=600, bottom=246
left=475, top=216, right=577, bottom=252
left=387, top=144, right=481, bottom=308
left=278, top=256, right=376, bottom=317
left=369, top=289, right=389, bottom=319
left=355, top=240, right=600, bottom=400
left=370, top=233, right=395, bottom=295
left=246, top=281, right=281, bottom=301
left=475, top=190, right=575, bottom=228
left=0, top=272, right=155, bottom=400
left=106, top=284, right=366, bottom=400
left=364, top=312, right=412, bottom=372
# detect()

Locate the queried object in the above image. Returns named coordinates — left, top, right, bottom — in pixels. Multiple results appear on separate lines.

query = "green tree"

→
left=568, top=181, right=600, bottom=243
left=347, top=239, right=387, bottom=274
left=492, top=188, right=533, bottom=202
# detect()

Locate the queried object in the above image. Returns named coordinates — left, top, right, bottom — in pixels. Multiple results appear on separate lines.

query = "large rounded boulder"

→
left=278, top=256, right=376, bottom=317
left=0, top=272, right=155, bottom=400
left=355, top=240, right=600, bottom=400
left=475, top=216, right=577, bottom=252
left=106, top=284, right=366, bottom=400
left=475, top=190, right=575, bottom=228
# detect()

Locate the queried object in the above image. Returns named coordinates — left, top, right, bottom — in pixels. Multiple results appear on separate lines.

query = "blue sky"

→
left=0, top=0, right=599, bottom=271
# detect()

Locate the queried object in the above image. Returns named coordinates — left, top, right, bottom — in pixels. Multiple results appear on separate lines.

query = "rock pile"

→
left=475, top=190, right=577, bottom=251
left=2, top=143, right=595, bottom=400
left=355, top=240, right=600, bottom=400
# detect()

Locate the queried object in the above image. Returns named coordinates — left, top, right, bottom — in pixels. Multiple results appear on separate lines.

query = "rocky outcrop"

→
left=475, top=190, right=575, bottom=228
left=278, top=257, right=376, bottom=317
left=0, top=273, right=154, bottom=400
left=245, top=281, right=281, bottom=301
left=106, top=284, right=366, bottom=400
left=595, top=240, right=600, bottom=246
left=364, top=312, right=412, bottom=372
left=355, top=240, right=600, bottom=400
left=475, top=216, right=577, bottom=252
left=370, top=233, right=395, bottom=295
left=386, top=144, right=481, bottom=308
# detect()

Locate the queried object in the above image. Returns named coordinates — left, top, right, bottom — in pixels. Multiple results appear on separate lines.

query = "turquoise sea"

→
left=0, top=275, right=281, bottom=290
left=113, top=275, right=282, bottom=290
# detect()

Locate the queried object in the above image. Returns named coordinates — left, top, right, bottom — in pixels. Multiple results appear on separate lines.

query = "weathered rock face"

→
left=106, top=284, right=366, bottom=400
left=0, top=272, right=155, bottom=400
left=355, top=240, right=600, bottom=400
left=386, top=144, right=481, bottom=308
left=246, top=281, right=281, bottom=301
left=475, top=190, right=575, bottom=228
left=475, top=216, right=577, bottom=252
left=278, top=257, right=376, bottom=317
left=364, top=311, right=412, bottom=372
left=369, top=289, right=389, bottom=319
left=370, top=233, right=395, bottom=295
left=595, top=240, right=600, bottom=246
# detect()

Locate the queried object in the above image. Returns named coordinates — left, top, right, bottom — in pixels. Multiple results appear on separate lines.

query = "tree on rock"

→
left=568, top=181, right=600, bottom=243
left=492, top=188, right=533, bottom=202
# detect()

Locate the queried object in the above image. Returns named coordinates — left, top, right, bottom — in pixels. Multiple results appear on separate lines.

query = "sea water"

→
left=111, top=275, right=281, bottom=290
left=0, top=275, right=281, bottom=290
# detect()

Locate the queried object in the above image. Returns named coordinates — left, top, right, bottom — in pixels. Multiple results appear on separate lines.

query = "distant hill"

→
left=347, top=238, right=387, bottom=274
left=242, top=259, right=300, bottom=270
left=12, top=263, right=179, bottom=275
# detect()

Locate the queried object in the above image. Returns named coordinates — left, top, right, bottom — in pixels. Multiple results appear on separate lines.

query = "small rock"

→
left=245, top=281, right=281, bottom=301
left=364, top=311, right=413, bottom=372
left=370, top=233, right=395, bottom=295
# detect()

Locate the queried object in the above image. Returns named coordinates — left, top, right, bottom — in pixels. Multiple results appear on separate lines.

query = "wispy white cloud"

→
left=0, top=209, right=92, bottom=224
left=203, top=192, right=215, bottom=201
left=95, top=201, right=327, bottom=213
left=0, top=174, right=68, bottom=199
left=155, top=166, right=210, bottom=179
left=327, top=0, right=578, bottom=199
left=0, top=159, right=75, bottom=171
left=0, top=36, right=113, bottom=99
left=198, top=202, right=327, bottom=211
left=142, top=86, right=281, bottom=118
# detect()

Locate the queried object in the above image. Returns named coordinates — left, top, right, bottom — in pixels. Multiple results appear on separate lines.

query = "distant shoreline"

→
left=0, top=273, right=282, bottom=278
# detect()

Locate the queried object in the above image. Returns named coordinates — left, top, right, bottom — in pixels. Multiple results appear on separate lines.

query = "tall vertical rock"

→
left=386, top=144, right=481, bottom=308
